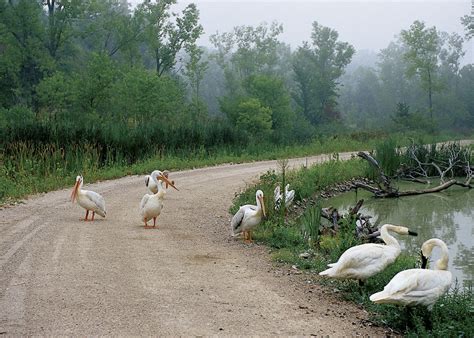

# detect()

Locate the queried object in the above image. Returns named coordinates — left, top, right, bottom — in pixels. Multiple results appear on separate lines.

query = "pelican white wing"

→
left=370, top=269, right=452, bottom=309
left=319, top=243, right=398, bottom=280
left=140, top=193, right=152, bottom=210
left=231, top=205, right=257, bottom=235
left=85, top=190, right=106, bottom=217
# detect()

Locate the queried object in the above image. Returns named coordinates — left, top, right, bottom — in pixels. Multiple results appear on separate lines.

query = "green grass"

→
left=2, top=130, right=470, bottom=204
left=231, top=146, right=474, bottom=337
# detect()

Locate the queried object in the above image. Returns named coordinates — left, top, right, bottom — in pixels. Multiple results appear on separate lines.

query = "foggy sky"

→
left=130, top=1, right=473, bottom=62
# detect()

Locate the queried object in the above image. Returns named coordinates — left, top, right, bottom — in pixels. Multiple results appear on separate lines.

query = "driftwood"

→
left=357, top=151, right=472, bottom=198
left=357, top=152, right=395, bottom=193
left=321, top=199, right=379, bottom=241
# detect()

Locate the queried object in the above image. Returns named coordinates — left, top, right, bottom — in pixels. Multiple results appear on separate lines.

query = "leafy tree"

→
left=292, top=21, right=354, bottom=125
left=136, top=0, right=203, bottom=76
left=376, top=41, right=424, bottom=114
left=0, top=0, right=53, bottom=107
left=234, top=98, right=272, bottom=138
left=110, top=67, right=185, bottom=125
left=80, top=0, right=142, bottom=63
left=70, top=53, right=118, bottom=121
left=244, top=74, right=294, bottom=141
left=182, top=45, right=208, bottom=121
left=210, top=21, right=284, bottom=89
left=401, top=20, right=442, bottom=126
left=43, top=0, right=85, bottom=59
left=439, top=32, right=465, bottom=89
left=210, top=22, right=292, bottom=142
left=35, top=71, right=72, bottom=121
left=338, top=66, right=382, bottom=129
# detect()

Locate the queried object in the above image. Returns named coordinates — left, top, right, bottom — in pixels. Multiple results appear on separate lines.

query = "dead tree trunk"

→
left=356, top=152, right=472, bottom=198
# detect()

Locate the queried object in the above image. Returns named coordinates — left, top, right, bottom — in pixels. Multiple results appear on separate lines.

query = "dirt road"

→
left=0, top=151, right=388, bottom=335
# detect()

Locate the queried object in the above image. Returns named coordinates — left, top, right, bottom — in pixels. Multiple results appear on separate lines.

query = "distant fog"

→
left=129, top=1, right=472, bottom=56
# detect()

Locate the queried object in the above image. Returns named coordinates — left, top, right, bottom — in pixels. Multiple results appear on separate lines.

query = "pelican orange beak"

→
left=71, top=180, right=80, bottom=203
left=159, top=174, right=179, bottom=191
left=259, top=195, right=266, bottom=218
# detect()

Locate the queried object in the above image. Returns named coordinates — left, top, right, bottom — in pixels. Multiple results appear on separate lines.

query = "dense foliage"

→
left=0, top=1, right=473, bottom=202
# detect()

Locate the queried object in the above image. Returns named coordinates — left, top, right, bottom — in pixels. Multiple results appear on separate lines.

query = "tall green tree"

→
left=401, top=20, right=442, bottom=126
left=234, top=98, right=272, bottom=139
left=292, top=21, right=354, bottom=125
left=210, top=21, right=284, bottom=89
left=439, top=32, right=465, bottom=81
left=210, top=22, right=293, bottom=142
left=182, top=45, right=208, bottom=102
left=182, top=45, right=209, bottom=122
left=136, top=0, right=203, bottom=76
left=43, top=0, right=84, bottom=59
left=338, top=66, right=382, bottom=129
left=243, top=74, right=294, bottom=141
left=0, top=0, right=53, bottom=107
left=376, top=41, right=425, bottom=116
left=81, top=0, right=142, bottom=63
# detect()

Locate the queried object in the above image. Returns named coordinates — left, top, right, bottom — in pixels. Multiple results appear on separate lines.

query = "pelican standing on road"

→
left=274, top=183, right=295, bottom=211
left=71, top=175, right=106, bottom=221
left=370, top=238, right=452, bottom=310
left=231, top=190, right=266, bottom=243
left=319, top=224, right=418, bottom=285
left=145, top=170, right=172, bottom=194
left=140, top=170, right=178, bottom=228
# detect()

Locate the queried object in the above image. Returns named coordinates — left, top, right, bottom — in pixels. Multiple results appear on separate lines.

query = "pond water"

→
left=323, top=181, right=473, bottom=287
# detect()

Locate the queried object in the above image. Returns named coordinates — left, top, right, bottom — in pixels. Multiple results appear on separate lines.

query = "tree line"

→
left=339, top=20, right=474, bottom=133
left=1, top=0, right=473, bottom=165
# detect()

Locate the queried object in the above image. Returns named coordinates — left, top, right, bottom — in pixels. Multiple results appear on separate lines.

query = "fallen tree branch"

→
left=357, top=151, right=395, bottom=193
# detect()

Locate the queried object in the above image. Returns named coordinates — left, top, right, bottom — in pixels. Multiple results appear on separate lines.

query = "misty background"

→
left=130, top=0, right=473, bottom=62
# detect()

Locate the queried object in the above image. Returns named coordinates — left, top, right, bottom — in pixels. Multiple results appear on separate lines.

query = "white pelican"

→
left=370, top=238, right=452, bottom=310
left=145, top=170, right=172, bottom=194
left=231, top=190, right=266, bottom=243
left=140, top=171, right=178, bottom=228
left=319, top=224, right=418, bottom=284
left=70, top=175, right=106, bottom=221
left=274, top=183, right=295, bottom=211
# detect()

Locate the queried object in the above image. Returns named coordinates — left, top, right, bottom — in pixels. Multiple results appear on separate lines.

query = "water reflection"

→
left=324, top=183, right=473, bottom=286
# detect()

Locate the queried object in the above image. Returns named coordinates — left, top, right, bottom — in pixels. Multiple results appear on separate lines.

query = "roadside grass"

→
left=0, top=130, right=467, bottom=204
left=231, top=152, right=474, bottom=337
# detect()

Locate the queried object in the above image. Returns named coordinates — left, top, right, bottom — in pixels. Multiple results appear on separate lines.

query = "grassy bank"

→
left=231, top=154, right=474, bottom=336
left=0, top=130, right=462, bottom=204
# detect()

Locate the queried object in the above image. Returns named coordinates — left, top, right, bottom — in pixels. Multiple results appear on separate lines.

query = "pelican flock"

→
left=68, top=163, right=458, bottom=331
left=274, top=183, right=295, bottom=211
left=319, top=224, right=418, bottom=284
left=140, top=170, right=178, bottom=228
left=71, top=175, right=106, bottom=221
left=370, top=238, right=452, bottom=310
left=231, top=190, right=266, bottom=242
